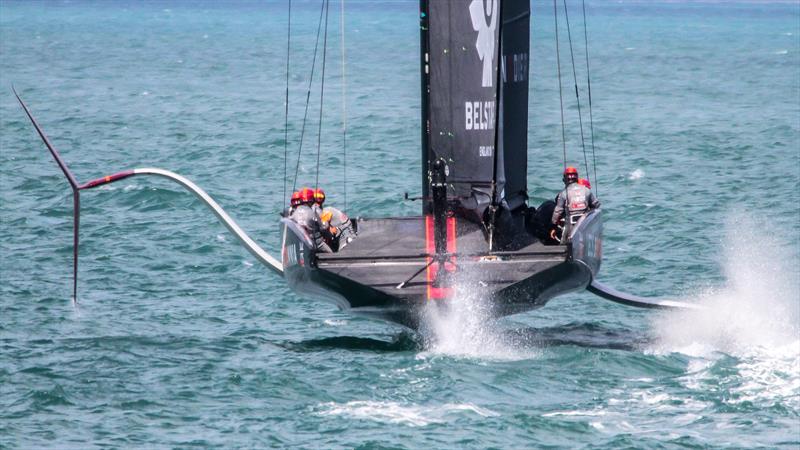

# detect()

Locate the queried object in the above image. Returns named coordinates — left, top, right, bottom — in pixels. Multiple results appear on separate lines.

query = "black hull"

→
left=281, top=211, right=602, bottom=329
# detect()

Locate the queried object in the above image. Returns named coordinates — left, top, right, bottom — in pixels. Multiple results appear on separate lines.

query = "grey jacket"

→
left=289, top=204, right=334, bottom=253
left=289, top=204, right=317, bottom=229
left=551, top=183, right=600, bottom=224
left=320, top=206, right=355, bottom=244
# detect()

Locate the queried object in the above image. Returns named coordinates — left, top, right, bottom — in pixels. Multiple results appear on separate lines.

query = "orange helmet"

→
left=563, top=166, right=579, bottom=183
left=299, top=187, right=315, bottom=204
left=577, top=178, right=591, bottom=189
left=313, top=188, right=326, bottom=205
left=290, top=191, right=302, bottom=207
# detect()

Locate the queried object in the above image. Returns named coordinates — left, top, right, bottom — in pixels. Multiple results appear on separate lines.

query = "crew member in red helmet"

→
left=288, top=187, right=315, bottom=226
left=288, top=187, right=332, bottom=252
left=550, top=167, right=600, bottom=241
left=287, top=191, right=303, bottom=215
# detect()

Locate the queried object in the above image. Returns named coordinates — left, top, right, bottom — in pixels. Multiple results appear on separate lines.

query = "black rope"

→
left=562, top=0, right=590, bottom=180
left=282, top=0, right=292, bottom=206
left=291, top=0, right=326, bottom=193
left=582, top=0, right=599, bottom=195
left=553, top=0, right=567, bottom=169
left=315, top=0, right=330, bottom=192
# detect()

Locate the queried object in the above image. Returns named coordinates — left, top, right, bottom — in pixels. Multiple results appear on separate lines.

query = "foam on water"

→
left=323, top=319, right=347, bottom=327
left=542, top=410, right=607, bottom=418
left=315, top=400, right=498, bottom=427
left=628, top=168, right=645, bottom=180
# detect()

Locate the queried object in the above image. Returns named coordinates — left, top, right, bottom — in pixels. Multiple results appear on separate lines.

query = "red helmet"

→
left=290, top=191, right=302, bottom=207
left=313, top=188, right=326, bottom=205
left=299, top=187, right=315, bottom=204
left=563, top=166, right=579, bottom=183
left=577, top=178, right=591, bottom=189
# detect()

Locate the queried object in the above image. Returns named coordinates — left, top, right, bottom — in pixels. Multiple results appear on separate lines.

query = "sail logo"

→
left=469, top=0, right=499, bottom=88
left=465, top=100, right=495, bottom=130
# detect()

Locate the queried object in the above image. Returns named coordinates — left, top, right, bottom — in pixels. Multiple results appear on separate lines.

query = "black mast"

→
left=495, top=2, right=530, bottom=213
left=419, top=0, right=431, bottom=214
left=421, top=0, right=448, bottom=263
left=489, top=1, right=504, bottom=209
left=487, top=0, right=505, bottom=250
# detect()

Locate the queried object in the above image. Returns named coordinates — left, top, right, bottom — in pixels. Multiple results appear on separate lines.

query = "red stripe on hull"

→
left=425, top=215, right=457, bottom=300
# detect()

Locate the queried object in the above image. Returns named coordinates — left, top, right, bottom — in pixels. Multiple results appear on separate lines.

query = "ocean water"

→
left=1, top=1, right=799, bottom=448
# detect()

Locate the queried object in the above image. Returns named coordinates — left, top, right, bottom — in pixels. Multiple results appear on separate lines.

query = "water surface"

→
left=1, top=1, right=799, bottom=448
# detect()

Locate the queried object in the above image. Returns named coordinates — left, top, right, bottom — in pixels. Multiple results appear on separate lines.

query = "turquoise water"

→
left=2, top=1, right=799, bottom=448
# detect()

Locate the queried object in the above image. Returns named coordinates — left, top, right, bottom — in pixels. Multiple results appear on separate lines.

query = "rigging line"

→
left=315, top=0, right=331, bottom=192
left=291, top=0, right=327, bottom=193
left=582, top=0, right=598, bottom=196
left=340, top=0, right=347, bottom=212
left=282, top=0, right=292, bottom=208
left=553, top=0, right=567, bottom=169
left=554, top=0, right=574, bottom=243
left=562, top=0, right=590, bottom=180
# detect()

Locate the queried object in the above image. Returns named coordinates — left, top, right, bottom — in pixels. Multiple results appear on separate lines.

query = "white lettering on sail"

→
left=513, top=53, right=529, bottom=82
left=469, top=0, right=499, bottom=88
left=479, top=145, right=493, bottom=157
left=501, top=53, right=529, bottom=84
left=465, top=101, right=495, bottom=130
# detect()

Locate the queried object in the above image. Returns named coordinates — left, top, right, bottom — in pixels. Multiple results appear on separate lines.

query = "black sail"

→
left=497, top=1, right=530, bottom=212
left=420, top=0, right=529, bottom=220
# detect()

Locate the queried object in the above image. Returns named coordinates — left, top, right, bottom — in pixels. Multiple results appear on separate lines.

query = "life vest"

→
left=565, top=183, right=590, bottom=216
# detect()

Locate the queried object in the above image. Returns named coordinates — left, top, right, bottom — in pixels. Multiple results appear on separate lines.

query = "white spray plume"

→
left=650, top=215, right=800, bottom=357
left=418, top=274, right=537, bottom=361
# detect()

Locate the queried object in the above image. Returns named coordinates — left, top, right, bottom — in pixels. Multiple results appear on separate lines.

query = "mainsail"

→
left=420, top=0, right=530, bottom=220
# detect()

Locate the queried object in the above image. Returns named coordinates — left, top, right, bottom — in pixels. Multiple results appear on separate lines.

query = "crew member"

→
left=288, top=187, right=332, bottom=253
left=288, top=187, right=315, bottom=227
left=549, top=167, right=600, bottom=241
left=286, top=191, right=302, bottom=216
left=313, top=188, right=356, bottom=251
